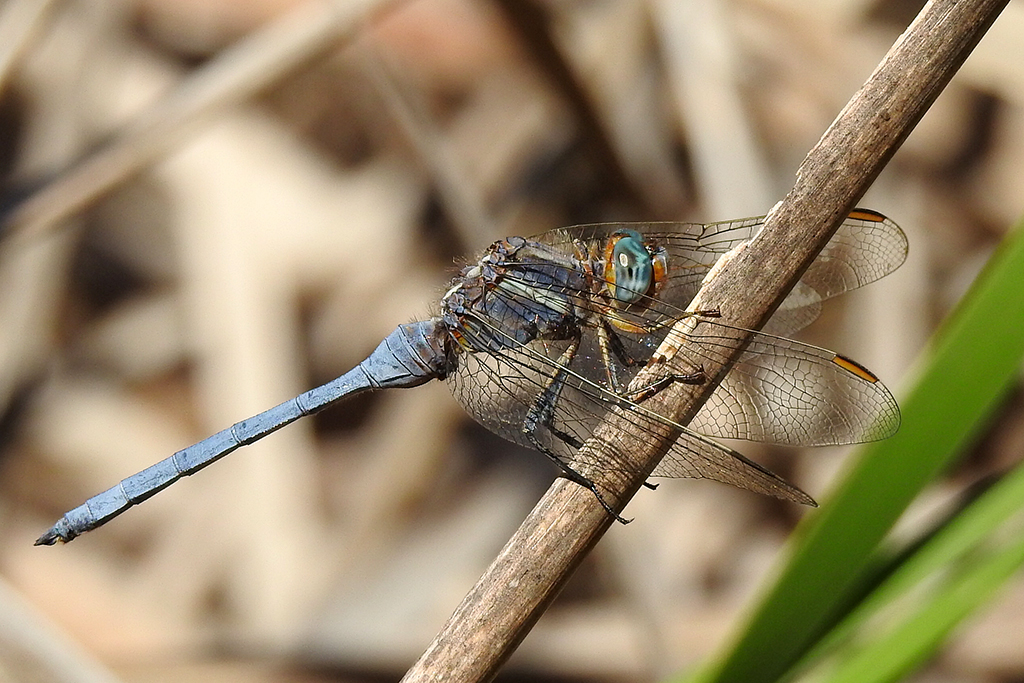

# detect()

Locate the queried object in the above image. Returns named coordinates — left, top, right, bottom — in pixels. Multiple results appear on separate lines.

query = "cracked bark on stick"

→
left=400, top=0, right=1010, bottom=681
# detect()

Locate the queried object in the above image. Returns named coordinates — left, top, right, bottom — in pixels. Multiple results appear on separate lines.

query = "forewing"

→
left=789, top=210, right=908, bottom=305
left=538, top=210, right=907, bottom=336
left=481, top=253, right=900, bottom=449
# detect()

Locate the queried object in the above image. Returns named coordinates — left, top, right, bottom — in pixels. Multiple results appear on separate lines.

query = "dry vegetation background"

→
left=0, top=0, right=1022, bottom=681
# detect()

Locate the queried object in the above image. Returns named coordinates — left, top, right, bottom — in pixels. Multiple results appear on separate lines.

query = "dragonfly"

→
left=36, top=208, right=906, bottom=545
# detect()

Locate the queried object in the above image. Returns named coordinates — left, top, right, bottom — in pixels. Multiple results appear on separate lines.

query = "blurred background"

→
left=0, top=0, right=1022, bottom=681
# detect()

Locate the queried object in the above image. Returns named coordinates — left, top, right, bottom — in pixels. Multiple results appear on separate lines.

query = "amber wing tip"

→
left=848, top=208, right=887, bottom=222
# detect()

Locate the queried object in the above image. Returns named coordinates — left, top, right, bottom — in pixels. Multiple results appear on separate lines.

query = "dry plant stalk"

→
left=0, top=0, right=59, bottom=96
left=401, top=0, right=1010, bottom=681
left=1, top=0, right=400, bottom=244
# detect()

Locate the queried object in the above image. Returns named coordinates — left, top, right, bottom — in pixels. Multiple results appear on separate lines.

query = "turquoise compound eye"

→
left=611, top=231, right=652, bottom=304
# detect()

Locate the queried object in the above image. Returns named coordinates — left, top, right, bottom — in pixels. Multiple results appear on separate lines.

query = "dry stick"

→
left=0, top=0, right=61, bottom=98
left=401, top=0, right=1009, bottom=681
left=1, top=0, right=401, bottom=244
left=491, top=0, right=658, bottom=216
left=0, top=577, right=122, bottom=683
left=358, top=39, right=499, bottom=248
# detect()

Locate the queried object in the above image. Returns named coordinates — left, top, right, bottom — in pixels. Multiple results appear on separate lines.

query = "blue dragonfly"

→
left=37, top=209, right=905, bottom=544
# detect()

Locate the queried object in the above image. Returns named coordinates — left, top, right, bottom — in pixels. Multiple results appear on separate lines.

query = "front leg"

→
left=597, top=318, right=642, bottom=394
left=598, top=308, right=721, bottom=395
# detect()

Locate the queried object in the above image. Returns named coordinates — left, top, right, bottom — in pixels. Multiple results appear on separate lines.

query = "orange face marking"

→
left=602, top=233, right=620, bottom=292
left=650, top=248, right=668, bottom=294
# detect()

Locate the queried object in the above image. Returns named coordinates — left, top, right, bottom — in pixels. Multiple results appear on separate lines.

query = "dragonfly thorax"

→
left=440, top=237, right=590, bottom=354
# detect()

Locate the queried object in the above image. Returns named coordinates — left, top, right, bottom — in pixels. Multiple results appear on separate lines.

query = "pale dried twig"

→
left=0, top=0, right=60, bottom=97
left=1, top=0, right=401, bottom=244
left=358, top=37, right=498, bottom=246
left=0, top=577, right=123, bottom=683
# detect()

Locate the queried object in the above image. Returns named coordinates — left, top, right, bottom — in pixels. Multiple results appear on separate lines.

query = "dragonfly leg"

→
left=617, top=307, right=718, bottom=403
left=525, top=410, right=631, bottom=524
left=598, top=319, right=644, bottom=393
left=622, top=360, right=706, bottom=489
left=598, top=323, right=622, bottom=393
left=598, top=316, right=715, bottom=493
left=522, top=338, right=584, bottom=448
left=628, top=366, right=707, bottom=404
left=597, top=310, right=721, bottom=393
left=556, top=465, right=633, bottom=525
left=599, top=318, right=705, bottom=492
left=521, top=340, right=631, bottom=524
left=523, top=365, right=585, bottom=450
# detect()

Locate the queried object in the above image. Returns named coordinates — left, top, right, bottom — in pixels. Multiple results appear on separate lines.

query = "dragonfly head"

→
left=604, top=229, right=666, bottom=306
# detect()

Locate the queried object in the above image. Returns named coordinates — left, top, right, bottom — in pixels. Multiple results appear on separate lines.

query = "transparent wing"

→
left=648, top=432, right=815, bottom=504
left=680, top=321, right=901, bottom=445
left=447, top=217, right=901, bottom=504
left=477, top=257, right=900, bottom=449
left=446, top=317, right=815, bottom=505
left=537, top=209, right=908, bottom=336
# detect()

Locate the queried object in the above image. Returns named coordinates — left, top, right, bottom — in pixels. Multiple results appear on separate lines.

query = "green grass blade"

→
left=796, top=460, right=1024, bottom=679
left=684, top=216, right=1024, bottom=683
left=818, top=530, right=1024, bottom=683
